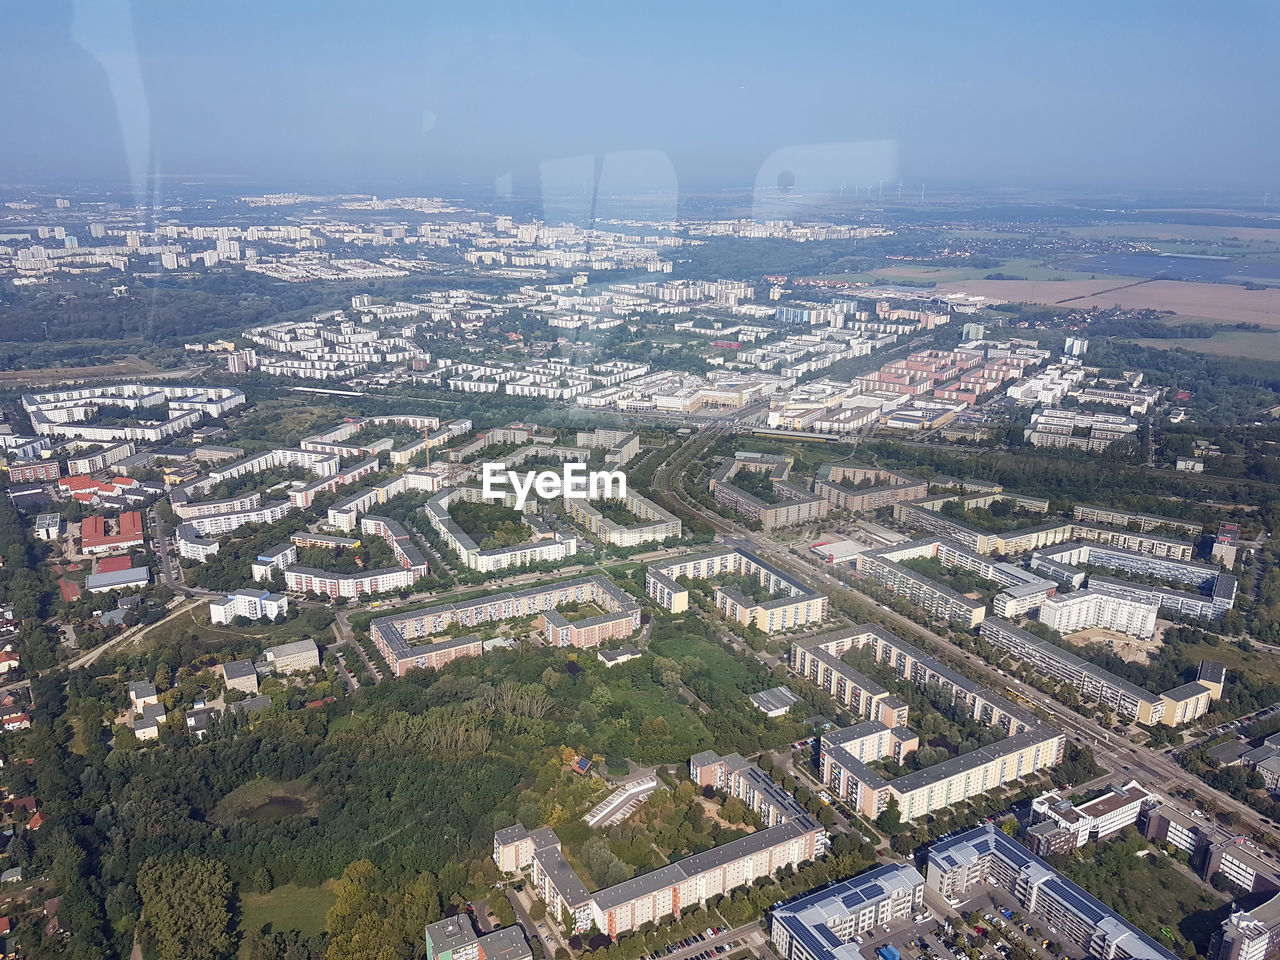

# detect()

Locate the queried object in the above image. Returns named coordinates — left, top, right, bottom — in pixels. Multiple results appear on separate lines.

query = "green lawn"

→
left=236, top=882, right=337, bottom=958
left=1129, top=331, right=1280, bottom=363
left=129, top=606, right=332, bottom=654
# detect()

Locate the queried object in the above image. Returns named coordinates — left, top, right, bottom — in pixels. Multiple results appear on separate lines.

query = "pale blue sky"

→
left=0, top=0, right=1275, bottom=199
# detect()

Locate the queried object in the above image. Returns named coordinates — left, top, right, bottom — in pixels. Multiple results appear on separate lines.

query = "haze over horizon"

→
left=1, top=0, right=1277, bottom=204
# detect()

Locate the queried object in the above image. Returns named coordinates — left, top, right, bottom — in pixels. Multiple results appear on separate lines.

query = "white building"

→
left=263, top=638, right=320, bottom=673
left=209, top=589, right=290, bottom=625
left=1038, top=588, right=1158, bottom=640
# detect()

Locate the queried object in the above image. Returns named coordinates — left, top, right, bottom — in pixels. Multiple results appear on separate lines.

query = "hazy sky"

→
left=1, top=0, right=1276, bottom=200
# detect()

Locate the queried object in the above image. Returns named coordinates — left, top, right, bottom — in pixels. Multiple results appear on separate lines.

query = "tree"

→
left=137, top=855, right=234, bottom=960
left=876, top=796, right=903, bottom=834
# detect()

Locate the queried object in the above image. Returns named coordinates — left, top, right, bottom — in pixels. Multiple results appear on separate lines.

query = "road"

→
left=654, top=428, right=1279, bottom=840
left=148, top=505, right=177, bottom=587
left=507, top=886, right=562, bottom=958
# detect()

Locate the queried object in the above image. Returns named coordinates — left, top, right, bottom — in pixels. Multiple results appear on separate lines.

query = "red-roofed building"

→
left=80, top=511, right=145, bottom=554
left=96, top=556, right=134, bottom=574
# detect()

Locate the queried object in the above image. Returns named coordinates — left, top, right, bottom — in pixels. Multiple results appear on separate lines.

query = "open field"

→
left=236, top=882, right=336, bottom=958
left=0, top=355, right=166, bottom=385
left=812, top=257, right=1114, bottom=287
left=1059, top=222, right=1280, bottom=247
left=1129, top=331, right=1280, bottom=363
left=119, top=606, right=325, bottom=653
left=932, top=276, right=1280, bottom=326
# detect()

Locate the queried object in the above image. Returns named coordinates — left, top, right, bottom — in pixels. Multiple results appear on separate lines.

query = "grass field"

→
left=125, top=606, right=326, bottom=653
left=236, top=882, right=336, bottom=958
left=1130, top=331, right=1280, bottom=363
left=0, top=354, right=163, bottom=385
left=931, top=275, right=1280, bottom=327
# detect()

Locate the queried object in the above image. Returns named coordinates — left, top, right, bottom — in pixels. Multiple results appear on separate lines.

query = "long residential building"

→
left=770, top=862, right=926, bottom=960
left=425, top=487, right=578, bottom=572
left=171, top=491, right=262, bottom=521
left=1038, top=588, right=1159, bottom=639
left=182, top=499, right=292, bottom=537
left=1089, top=573, right=1237, bottom=621
left=371, top=575, right=640, bottom=676
left=563, top=488, right=681, bottom=546
left=287, top=456, right=381, bottom=508
left=853, top=539, right=988, bottom=628
left=927, top=826, right=1178, bottom=960
left=645, top=547, right=828, bottom=633
left=710, top=454, right=828, bottom=529
left=1073, top=504, right=1203, bottom=538
left=66, top=441, right=135, bottom=476
left=793, top=627, right=1060, bottom=821
left=812, top=463, right=930, bottom=514
left=23, top=383, right=245, bottom=441
left=894, top=503, right=1196, bottom=560
left=281, top=513, right=428, bottom=599
left=494, top=812, right=825, bottom=937
left=979, top=618, right=1219, bottom=726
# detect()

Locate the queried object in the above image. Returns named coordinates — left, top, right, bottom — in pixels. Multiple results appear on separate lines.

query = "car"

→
left=854, top=937, right=864, bottom=945
left=883, top=925, right=892, bottom=934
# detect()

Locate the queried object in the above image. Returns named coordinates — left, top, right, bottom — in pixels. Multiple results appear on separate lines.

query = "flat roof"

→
left=751, top=686, right=800, bottom=714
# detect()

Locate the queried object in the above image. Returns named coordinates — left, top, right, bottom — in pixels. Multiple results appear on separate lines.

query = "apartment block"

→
left=646, top=547, right=827, bottom=633
left=771, top=863, right=926, bottom=960
left=564, top=488, right=681, bottom=546
left=1073, top=504, right=1203, bottom=538
left=1038, top=589, right=1159, bottom=639
left=689, top=751, right=807, bottom=827
left=979, top=618, right=1220, bottom=727
left=710, top=455, right=828, bottom=530
left=263, top=638, right=320, bottom=674
left=495, top=813, right=824, bottom=938
left=927, top=826, right=1177, bottom=960
left=372, top=575, right=640, bottom=676
left=209, top=588, right=290, bottom=624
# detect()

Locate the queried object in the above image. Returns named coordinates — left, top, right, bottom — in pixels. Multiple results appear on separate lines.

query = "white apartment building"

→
left=209, top=589, right=290, bottom=625
left=1038, top=588, right=1159, bottom=639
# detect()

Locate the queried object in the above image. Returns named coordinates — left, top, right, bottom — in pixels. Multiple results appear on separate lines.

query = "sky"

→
left=0, top=0, right=1276, bottom=203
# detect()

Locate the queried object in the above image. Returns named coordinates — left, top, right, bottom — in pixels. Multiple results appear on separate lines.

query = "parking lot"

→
left=946, top=883, right=1078, bottom=960
left=832, top=906, right=946, bottom=960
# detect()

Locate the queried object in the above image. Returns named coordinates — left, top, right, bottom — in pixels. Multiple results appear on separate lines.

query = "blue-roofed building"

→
left=771, top=862, right=925, bottom=960
left=926, top=826, right=1178, bottom=960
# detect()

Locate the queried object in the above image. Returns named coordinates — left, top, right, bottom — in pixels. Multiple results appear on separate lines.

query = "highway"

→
left=653, top=428, right=1280, bottom=842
